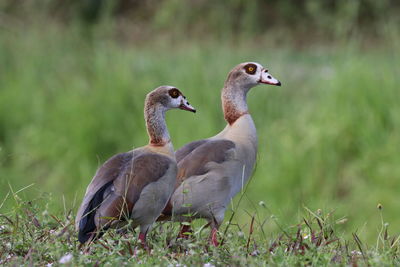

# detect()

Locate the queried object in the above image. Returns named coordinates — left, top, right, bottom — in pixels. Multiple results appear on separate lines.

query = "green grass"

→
left=1, top=189, right=399, bottom=265
left=0, top=24, right=399, bottom=264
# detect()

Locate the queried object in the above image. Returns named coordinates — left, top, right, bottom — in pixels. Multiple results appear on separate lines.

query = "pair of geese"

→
left=75, top=62, right=281, bottom=248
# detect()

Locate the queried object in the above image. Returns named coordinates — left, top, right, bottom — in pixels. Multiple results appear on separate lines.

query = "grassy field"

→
left=0, top=24, right=399, bottom=265
left=1, top=194, right=399, bottom=265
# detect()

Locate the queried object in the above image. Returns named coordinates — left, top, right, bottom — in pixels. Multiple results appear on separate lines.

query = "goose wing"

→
left=76, top=151, right=173, bottom=243
left=176, top=139, right=236, bottom=182
left=175, top=140, right=208, bottom=162
left=75, top=152, right=132, bottom=230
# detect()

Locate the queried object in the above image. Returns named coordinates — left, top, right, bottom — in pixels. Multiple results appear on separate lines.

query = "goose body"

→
left=75, top=86, right=196, bottom=246
left=171, top=115, right=257, bottom=222
left=162, top=62, right=281, bottom=245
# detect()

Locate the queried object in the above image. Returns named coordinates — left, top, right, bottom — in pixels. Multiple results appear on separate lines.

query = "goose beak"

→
left=259, top=69, right=281, bottom=86
left=179, top=99, right=196, bottom=113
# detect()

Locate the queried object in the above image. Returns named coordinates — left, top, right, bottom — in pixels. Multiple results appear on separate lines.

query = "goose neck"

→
left=144, top=104, right=170, bottom=146
left=222, top=83, right=250, bottom=125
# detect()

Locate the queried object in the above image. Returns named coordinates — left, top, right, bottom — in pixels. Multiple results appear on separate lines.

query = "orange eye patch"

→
left=244, top=64, right=257, bottom=75
left=168, top=88, right=180, bottom=98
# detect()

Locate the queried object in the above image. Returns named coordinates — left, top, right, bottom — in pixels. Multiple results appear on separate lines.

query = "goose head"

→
left=145, top=85, right=196, bottom=113
left=226, top=62, right=281, bottom=90
left=145, top=85, right=196, bottom=147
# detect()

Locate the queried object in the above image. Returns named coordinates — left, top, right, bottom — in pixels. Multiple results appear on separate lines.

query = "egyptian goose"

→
left=75, top=85, right=196, bottom=247
left=162, top=62, right=280, bottom=246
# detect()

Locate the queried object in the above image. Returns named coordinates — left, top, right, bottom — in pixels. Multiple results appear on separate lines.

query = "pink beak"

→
left=179, top=99, right=196, bottom=113
left=259, top=69, right=281, bottom=86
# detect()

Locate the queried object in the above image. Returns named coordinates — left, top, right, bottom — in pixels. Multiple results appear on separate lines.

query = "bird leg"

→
left=209, top=227, right=219, bottom=247
left=208, top=214, right=221, bottom=247
left=138, top=232, right=149, bottom=251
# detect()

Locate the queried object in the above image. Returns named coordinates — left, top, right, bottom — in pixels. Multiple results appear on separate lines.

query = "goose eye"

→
left=244, top=64, right=257, bottom=75
left=168, top=88, right=180, bottom=98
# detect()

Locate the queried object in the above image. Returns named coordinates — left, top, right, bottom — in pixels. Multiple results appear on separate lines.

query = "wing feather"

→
left=76, top=151, right=173, bottom=243
left=177, top=139, right=235, bottom=182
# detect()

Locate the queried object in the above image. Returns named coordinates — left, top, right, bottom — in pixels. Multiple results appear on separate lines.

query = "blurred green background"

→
left=0, top=0, right=399, bottom=243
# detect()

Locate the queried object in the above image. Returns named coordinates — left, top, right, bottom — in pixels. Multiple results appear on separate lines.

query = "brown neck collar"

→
left=222, top=83, right=250, bottom=125
left=149, top=138, right=170, bottom=147
left=145, top=104, right=170, bottom=147
left=224, top=101, right=249, bottom=125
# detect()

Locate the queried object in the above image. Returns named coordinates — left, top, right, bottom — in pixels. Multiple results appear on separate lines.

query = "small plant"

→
left=1, top=186, right=400, bottom=266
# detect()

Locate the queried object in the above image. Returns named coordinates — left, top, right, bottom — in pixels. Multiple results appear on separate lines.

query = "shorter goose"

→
left=75, top=85, right=196, bottom=247
left=161, top=62, right=281, bottom=246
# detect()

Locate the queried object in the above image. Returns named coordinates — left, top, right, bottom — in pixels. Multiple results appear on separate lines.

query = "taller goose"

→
left=162, top=62, right=281, bottom=246
left=75, top=85, right=196, bottom=247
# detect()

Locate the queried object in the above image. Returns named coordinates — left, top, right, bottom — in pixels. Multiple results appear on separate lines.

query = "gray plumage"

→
left=75, top=85, right=196, bottom=245
left=76, top=150, right=176, bottom=243
left=161, top=62, right=281, bottom=245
